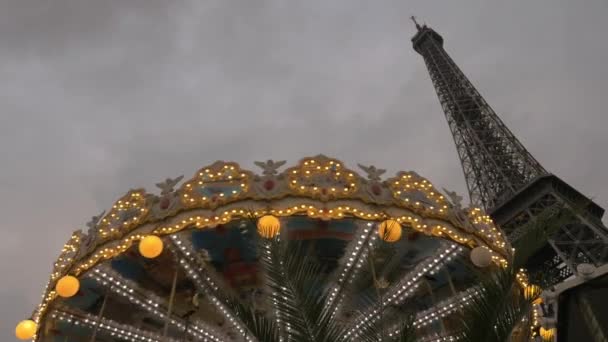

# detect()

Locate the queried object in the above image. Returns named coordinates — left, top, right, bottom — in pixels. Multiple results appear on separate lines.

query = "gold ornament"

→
left=138, top=235, right=164, bottom=258
left=378, top=219, right=402, bottom=242
left=524, top=284, right=542, bottom=302
left=55, top=275, right=80, bottom=298
left=257, top=215, right=281, bottom=238
left=15, top=320, right=37, bottom=340
left=540, top=327, right=555, bottom=341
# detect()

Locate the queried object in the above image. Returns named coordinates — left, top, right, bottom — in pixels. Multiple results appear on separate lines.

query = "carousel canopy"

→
left=26, top=155, right=512, bottom=342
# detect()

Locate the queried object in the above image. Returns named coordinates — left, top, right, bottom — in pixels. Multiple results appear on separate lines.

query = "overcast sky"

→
left=1, top=0, right=608, bottom=340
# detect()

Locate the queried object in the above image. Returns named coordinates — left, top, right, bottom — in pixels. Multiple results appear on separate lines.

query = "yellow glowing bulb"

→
left=257, top=215, right=281, bottom=238
left=15, top=320, right=37, bottom=340
left=138, top=236, right=164, bottom=259
left=55, top=275, right=80, bottom=298
left=378, top=220, right=402, bottom=242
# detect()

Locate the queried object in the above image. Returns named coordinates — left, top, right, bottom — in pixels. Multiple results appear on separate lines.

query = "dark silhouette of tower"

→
left=410, top=18, right=608, bottom=286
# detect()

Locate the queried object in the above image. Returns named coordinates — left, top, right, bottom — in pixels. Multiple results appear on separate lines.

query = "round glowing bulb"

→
left=257, top=215, right=281, bottom=238
left=378, top=219, right=402, bottom=242
left=139, top=235, right=164, bottom=258
left=470, top=246, right=492, bottom=268
left=55, top=275, right=80, bottom=298
left=15, top=320, right=37, bottom=340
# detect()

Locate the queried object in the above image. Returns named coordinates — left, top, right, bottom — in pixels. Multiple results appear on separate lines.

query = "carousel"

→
left=17, top=155, right=523, bottom=341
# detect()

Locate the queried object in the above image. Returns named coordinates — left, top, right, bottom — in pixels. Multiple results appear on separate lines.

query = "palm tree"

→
left=219, top=235, right=413, bottom=342
left=454, top=202, right=585, bottom=342
left=202, top=202, right=583, bottom=342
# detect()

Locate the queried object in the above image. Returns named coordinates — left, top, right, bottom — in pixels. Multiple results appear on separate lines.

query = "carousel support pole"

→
left=64, top=319, right=76, bottom=342
left=424, top=279, right=447, bottom=334
left=89, top=292, right=109, bottom=342
left=163, top=266, right=179, bottom=337
left=444, top=268, right=457, bottom=296
left=182, top=310, right=196, bottom=342
left=368, top=248, right=386, bottom=341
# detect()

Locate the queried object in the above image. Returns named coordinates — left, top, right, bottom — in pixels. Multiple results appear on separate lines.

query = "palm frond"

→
left=454, top=199, right=591, bottom=341
left=352, top=302, right=416, bottom=342
left=394, top=315, right=417, bottom=342
left=456, top=266, right=532, bottom=342
left=225, top=296, right=280, bottom=342
left=260, top=237, right=343, bottom=342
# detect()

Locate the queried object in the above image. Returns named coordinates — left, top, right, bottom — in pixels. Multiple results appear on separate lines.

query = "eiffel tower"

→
left=409, top=17, right=608, bottom=287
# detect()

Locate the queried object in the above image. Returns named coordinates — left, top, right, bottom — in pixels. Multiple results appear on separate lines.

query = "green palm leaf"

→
left=226, top=296, right=280, bottom=342
left=455, top=200, right=587, bottom=342
left=260, top=237, right=343, bottom=342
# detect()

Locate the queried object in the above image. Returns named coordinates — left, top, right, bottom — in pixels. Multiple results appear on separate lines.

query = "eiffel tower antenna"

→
left=411, top=22, right=608, bottom=286
left=410, top=15, right=422, bottom=31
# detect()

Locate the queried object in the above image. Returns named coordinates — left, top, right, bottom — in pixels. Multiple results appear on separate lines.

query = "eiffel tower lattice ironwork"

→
left=410, top=18, right=608, bottom=286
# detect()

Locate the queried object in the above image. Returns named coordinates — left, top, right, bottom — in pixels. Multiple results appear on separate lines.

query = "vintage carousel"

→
left=17, top=155, right=518, bottom=341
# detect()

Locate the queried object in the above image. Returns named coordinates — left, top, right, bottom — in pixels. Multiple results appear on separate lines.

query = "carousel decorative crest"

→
left=285, top=154, right=360, bottom=201
left=97, top=189, right=149, bottom=239
left=180, top=161, right=252, bottom=208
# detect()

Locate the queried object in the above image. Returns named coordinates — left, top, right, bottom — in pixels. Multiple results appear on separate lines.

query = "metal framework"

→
left=410, top=18, right=608, bottom=286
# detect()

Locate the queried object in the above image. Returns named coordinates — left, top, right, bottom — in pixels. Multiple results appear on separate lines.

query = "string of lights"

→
left=343, top=242, right=462, bottom=340
left=325, top=221, right=379, bottom=319
left=51, top=308, right=179, bottom=342
left=87, top=265, right=225, bottom=341
left=168, top=236, right=254, bottom=342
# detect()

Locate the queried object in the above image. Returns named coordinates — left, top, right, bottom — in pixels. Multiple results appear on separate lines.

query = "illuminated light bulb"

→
left=470, top=247, right=492, bottom=268
left=378, top=219, right=402, bottom=242
left=257, top=215, right=281, bottom=238
left=56, top=275, right=80, bottom=298
left=15, top=320, right=37, bottom=340
left=138, top=236, right=164, bottom=259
